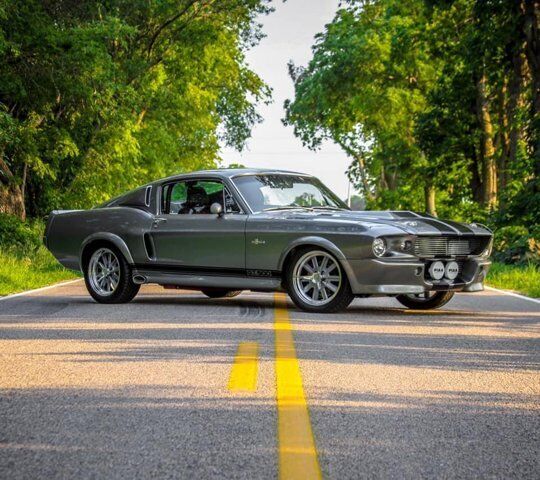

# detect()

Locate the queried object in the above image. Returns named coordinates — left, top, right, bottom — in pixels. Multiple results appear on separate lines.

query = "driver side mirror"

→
left=210, top=202, right=224, bottom=217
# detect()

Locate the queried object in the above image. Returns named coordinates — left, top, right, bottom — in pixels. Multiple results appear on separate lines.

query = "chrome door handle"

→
left=152, top=218, right=167, bottom=227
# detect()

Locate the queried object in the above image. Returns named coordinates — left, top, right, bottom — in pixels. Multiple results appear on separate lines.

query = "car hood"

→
left=263, top=210, right=492, bottom=236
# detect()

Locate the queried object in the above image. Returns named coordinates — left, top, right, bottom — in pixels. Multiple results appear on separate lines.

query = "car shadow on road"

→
left=307, top=388, right=539, bottom=479
left=0, top=385, right=277, bottom=479
left=0, top=385, right=538, bottom=479
left=0, top=302, right=538, bottom=372
left=1, top=292, right=539, bottom=478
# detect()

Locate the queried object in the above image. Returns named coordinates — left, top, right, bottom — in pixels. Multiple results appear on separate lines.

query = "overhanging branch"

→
left=146, top=0, right=201, bottom=56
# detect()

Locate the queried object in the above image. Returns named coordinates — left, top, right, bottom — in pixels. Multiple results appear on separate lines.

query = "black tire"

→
left=396, top=291, right=455, bottom=310
left=84, top=244, right=140, bottom=304
left=201, top=289, right=242, bottom=299
left=285, top=247, right=354, bottom=313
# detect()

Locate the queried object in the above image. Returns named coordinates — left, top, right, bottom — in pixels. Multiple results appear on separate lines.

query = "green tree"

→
left=285, top=0, right=538, bottom=223
left=0, top=0, right=271, bottom=219
left=285, top=0, right=440, bottom=212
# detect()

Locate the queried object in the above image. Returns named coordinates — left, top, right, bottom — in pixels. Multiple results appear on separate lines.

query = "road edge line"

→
left=484, top=286, right=540, bottom=305
left=0, top=278, right=83, bottom=302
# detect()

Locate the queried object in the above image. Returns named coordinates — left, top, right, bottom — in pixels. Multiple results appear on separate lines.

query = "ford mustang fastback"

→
left=44, top=168, right=493, bottom=312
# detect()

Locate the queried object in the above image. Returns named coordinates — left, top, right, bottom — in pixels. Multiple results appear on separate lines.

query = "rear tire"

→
left=84, top=245, right=140, bottom=304
left=285, top=248, right=354, bottom=313
left=201, top=289, right=242, bottom=299
left=396, top=291, right=455, bottom=310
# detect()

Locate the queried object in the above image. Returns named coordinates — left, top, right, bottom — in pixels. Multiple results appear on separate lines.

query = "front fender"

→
left=277, top=236, right=361, bottom=289
left=80, top=232, right=135, bottom=267
left=278, top=236, right=347, bottom=270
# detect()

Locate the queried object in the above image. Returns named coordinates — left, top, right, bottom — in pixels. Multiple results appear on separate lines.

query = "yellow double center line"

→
left=228, top=341, right=259, bottom=391
left=228, top=293, right=322, bottom=479
left=274, top=293, right=322, bottom=480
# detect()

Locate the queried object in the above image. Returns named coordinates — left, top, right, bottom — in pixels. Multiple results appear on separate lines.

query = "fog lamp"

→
left=372, top=238, right=386, bottom=257
left=428, top=261, right=445, bottom=280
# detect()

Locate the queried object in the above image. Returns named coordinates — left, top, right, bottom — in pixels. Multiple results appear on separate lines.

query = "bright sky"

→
left=220, top=0, right=353, bottom=199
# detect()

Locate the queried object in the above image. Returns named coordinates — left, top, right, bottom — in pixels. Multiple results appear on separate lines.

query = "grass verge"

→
left=0, top=246, right=79, bottom=296
left=486, top=262, right=540, bottom=299
left=0, top=247, right=537, bottom=300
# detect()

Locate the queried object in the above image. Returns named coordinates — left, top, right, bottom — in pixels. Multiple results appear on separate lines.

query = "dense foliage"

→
left=285, top=0, right=539, bottom=256
left=0, top=0, right=270, bottom=218
left=0, top=212, right=42, bottom=254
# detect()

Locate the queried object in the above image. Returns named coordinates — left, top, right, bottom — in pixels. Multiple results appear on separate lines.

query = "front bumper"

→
left=344, top=257, right=491, bottom=295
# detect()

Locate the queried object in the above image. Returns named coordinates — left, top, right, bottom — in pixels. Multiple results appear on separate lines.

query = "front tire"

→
left=285, top=248, right=354, bottom=313
left=396, top=291, right=455, bottom=310
left=201, top=289, right=242, bottom=299
left=84, top=245, right=140, bottom=304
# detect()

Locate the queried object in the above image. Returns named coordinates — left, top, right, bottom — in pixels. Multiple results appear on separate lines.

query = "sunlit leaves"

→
left=0, top=0, right=270, bottom=214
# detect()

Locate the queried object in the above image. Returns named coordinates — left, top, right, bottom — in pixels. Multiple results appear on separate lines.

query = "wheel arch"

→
left=79, top=233, right=135, bottom=271
left=278, top=236, right=357, bottom=287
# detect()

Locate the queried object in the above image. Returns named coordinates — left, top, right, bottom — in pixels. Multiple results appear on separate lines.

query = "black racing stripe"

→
left=418, top=218, right=457, bottom=233
left=441, top=219, right=474, bottom=234
left=392, top=211, right=418, bottom=218
left=135, top=263, right=247, bottom=277
left=134, top=264, right=281, bottom=278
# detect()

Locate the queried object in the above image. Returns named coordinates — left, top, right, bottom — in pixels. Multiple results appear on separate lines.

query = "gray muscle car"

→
left=44, top=168, right=493, bottom=312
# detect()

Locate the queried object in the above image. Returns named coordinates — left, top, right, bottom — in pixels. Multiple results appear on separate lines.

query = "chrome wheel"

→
left=292, top=250, right=342, bottom=306
left=88, top=248, right=120, bottom=296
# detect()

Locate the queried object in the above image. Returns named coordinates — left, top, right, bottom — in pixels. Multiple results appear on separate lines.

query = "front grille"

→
left=414, top=236, right=490, bottom=257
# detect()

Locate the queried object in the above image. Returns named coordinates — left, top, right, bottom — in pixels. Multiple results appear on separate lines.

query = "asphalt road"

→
left=0, top=281, right=539, bottom=479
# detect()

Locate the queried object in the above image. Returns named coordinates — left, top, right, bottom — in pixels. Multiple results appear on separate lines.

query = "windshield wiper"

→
left=311, top=206, right=347, bottom=211
left=263, top=206, right=312, bottom=212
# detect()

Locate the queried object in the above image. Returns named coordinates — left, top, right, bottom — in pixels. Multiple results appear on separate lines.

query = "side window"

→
left=169, top=182, right=187, bottom=214
left=224, top=188, right=242, bottom=214
left=161, top=184, right=170, bottom=213
left=199, top=181, right=224, bottom=211
left=162, top=180, right=242, bottom=215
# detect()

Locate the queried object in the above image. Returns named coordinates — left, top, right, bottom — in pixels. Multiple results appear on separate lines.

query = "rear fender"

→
left=80, top=233, right=135, bottom=269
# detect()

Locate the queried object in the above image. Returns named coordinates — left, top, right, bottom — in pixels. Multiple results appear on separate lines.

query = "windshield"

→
left=232, top=174, right=349, bottom=213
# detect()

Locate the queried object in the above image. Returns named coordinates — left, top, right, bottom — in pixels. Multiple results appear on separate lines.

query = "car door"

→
left=150, top=178, right=247, bottom=271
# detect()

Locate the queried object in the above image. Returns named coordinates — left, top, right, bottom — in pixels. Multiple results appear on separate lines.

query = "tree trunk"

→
left=379, top=164, right=389, bottom=191
left=476, top=73, right=498, bottom=208
left=424, top=183, right=437, bottom=217
left=496, top=77, right=510, bottom=193
left=0, top=154, right=26, bottom=220
left=335, top=139, right=374, bottom=201
left=506, top=49, right=526, bottom=188
left=0, top=183, right=26, bottom=220
left=384, top=163, right=397, bottom=191
left=523, top=0, right=540, bottom=176
left=470, top=154, right=483, bottom=203
left=354, top=153, right=374, bottom=201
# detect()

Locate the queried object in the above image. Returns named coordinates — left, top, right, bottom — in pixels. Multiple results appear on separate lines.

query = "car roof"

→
left=155, top=168, right=310, bottom=184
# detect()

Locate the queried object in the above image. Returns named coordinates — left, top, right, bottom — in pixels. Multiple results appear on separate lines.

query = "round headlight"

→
left=372, top=238, right=386, bottom=257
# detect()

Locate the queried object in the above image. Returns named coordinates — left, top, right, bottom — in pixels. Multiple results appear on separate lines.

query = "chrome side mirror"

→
left=210, top=202, right=224, bottom=217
